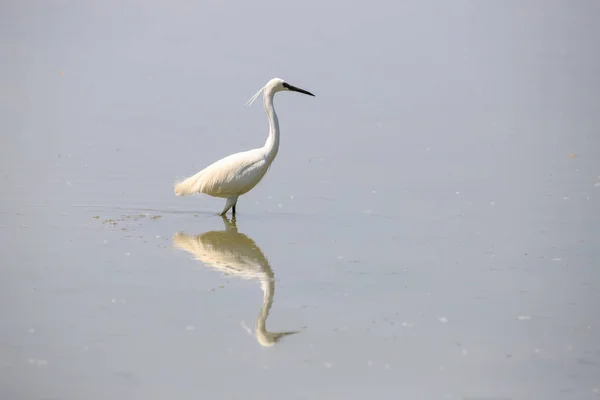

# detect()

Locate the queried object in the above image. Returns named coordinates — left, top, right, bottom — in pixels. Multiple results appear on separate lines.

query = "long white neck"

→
left=262, top=88, right=279, bottom=163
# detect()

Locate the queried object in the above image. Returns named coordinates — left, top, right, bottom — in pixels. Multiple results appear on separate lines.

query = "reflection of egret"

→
left=173, top=216, right=299, bottom=347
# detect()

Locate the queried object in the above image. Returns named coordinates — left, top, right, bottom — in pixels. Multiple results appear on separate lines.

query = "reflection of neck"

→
left=262, top=89, right=279, bottom=164
left=255, top=273, right=299, bottom=347
left=256, top=277, right=275, bottom=337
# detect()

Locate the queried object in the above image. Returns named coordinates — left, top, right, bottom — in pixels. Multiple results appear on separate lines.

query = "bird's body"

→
left=174, top=77, right=314, bottom=216
left=175, top=148, right=270, bottom=198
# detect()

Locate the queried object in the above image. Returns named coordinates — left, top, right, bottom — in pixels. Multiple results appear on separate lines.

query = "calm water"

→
left=2, top=1, right=600, bottom=399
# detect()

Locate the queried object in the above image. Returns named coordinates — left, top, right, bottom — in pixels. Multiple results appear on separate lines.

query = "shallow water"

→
left=2, top=1, right=600, bottom=399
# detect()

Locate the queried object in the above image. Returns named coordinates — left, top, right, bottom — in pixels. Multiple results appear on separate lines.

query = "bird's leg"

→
left=232, top=201, right=237, bottom=216
left=220, top=195, right=239, bottom=216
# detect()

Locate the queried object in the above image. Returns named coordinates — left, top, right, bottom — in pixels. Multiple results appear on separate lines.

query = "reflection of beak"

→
left=283, top=82, right=315, bottom=97
left=257, top=330, right=301, bottom=348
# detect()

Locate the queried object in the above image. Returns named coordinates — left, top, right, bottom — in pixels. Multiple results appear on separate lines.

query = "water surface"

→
left=1, top=1, right=600, bottom=399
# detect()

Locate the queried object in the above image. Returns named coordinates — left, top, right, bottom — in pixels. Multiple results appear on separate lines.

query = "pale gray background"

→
left=1, top=0, right=599, bottom=399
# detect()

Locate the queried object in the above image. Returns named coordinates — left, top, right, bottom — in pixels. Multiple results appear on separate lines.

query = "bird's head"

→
left=246, top=78, right=314, bottom=106
left=267, top=78, right=315, bottom=97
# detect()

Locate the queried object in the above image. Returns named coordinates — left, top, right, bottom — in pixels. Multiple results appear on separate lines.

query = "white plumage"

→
left=174, top=149, right=268, bottom=197
left=174, top=77, right=314, bottom=216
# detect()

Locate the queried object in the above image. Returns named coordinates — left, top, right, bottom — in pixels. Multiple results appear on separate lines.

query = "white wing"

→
left=174, top=149, right=270, bottom=198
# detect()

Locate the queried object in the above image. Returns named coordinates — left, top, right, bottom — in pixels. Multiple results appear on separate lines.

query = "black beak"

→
left=283, top=82, right=315, bottom=97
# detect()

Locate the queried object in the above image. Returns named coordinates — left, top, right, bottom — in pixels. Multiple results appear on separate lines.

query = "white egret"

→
left=174, top=77, right=315, bottom=216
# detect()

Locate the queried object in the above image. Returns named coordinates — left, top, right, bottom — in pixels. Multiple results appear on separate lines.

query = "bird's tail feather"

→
left=174, top=171, right=204, bottom=196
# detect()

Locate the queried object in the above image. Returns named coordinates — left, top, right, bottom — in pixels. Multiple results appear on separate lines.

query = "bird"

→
left=174, top=77, right=315, bottom=216
left=172, top=215, right=300, bottom=347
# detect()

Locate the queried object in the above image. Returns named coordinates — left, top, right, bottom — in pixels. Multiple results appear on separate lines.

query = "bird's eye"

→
left=282, top=82, right=290, bottom=89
